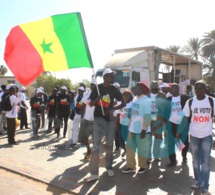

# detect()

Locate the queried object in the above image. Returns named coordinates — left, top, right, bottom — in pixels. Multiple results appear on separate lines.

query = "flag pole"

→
left=92, top=68, right=105, bottom=116
left=78, top=13, right=105, bottom=116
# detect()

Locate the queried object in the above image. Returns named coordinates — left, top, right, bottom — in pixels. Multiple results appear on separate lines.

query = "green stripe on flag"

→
left=52, top=13, right=93, bottom=69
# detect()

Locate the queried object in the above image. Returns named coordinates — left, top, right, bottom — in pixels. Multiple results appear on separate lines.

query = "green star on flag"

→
left=41, top=39, right=53, bottom=53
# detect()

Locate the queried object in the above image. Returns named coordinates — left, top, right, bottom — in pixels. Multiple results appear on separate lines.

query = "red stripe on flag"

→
left=4, top=26, right=44, bottom=86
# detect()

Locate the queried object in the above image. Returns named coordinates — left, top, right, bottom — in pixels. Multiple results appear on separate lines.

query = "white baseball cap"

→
left=78, top=86, right=85, bottom=91
left=61, top=86, right=67, bottom=90
left=40, top=86, right=44, bottom=91
left=102, top=68, right=116, bottom=77
left=36, top=88, right=43, bottom=94
left=21, top=86, right=26, bottom=91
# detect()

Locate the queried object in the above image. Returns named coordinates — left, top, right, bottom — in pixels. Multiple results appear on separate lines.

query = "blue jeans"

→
left=190, top=135, right=212, bottom=193
left=89, top=117, right=114, bottom=175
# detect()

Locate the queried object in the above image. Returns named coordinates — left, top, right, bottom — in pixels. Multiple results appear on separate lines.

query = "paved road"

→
left=0, top=102, right=215, bottom=195
left=0, top=168, right=71, bottom=195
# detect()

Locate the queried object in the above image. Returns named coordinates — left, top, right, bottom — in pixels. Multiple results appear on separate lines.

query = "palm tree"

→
left=201, top=30, right=215, bottom=57
left=201, top=30, right=215, bottom=86
left=202, top=55, right=215, bottom=82
left=181, top=37, right=202, bottom=60
left=0, top=65, right=8, bottom=76
left=166, top=45, right=181, bottom=54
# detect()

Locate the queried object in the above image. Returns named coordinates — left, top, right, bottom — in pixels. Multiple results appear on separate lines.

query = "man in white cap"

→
left=19, top=86, right=29, bottom=130
left=78, top=79, right=96, bottom=160
left=70, top=86, right=85, bottom=146
left=55, top=86, right=71, bottom=138
left=86, top=68, right=126, bottom=181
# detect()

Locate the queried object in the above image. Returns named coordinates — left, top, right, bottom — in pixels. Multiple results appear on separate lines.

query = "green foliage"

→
left=0, top=65, right=8, bottom=76
left=35, top=74, right=90, bottom=94
left=181, top=37, right=202, bottom=60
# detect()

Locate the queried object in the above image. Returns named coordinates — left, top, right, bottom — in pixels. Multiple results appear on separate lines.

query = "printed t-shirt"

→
left=30, top=96, right=42, bottom=114
left=89, top=84, right=123, bottom=121
left=183, top=96, right=215, bottom=138
left=57, top=94, right=70, bottom=114
left=169, top=95, right=184, bottom=124
left=82, top=90, right=95, bottom=121
left=129, top=95, right=151, bottom=134
left=48, top=95, right=58, bottom=115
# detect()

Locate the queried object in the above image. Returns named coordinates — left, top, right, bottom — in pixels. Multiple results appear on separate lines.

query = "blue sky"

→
left=1, top=0, right=215, bottom=84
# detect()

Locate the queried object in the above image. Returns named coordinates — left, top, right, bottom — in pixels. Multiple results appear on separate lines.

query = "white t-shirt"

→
left=18, top=92, right=26, bottom=108
left=5, top=95, right=19, bottom=118
left=82, top=90, right=95, bottom=121
left=169, top=95, right=184, bottom=124
left=0, top=91, right=4, bottom=102
left=183, top=96, right=215, bottom=138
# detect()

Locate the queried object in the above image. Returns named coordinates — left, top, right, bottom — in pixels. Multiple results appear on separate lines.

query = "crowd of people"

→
left=0, top=68, right=215, bottom=195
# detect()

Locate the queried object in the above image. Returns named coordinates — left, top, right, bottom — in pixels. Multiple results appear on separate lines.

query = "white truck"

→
left=95, top=46, right=202, bottom=92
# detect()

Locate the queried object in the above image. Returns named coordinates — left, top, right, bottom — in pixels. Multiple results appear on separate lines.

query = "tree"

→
left=166, top=45, right=181, bottom=54
left=201, top=30, right=215, bottom=86
left=181, top=37, right=202, bottom=60
left=201, top=30, right=215, bottom=58
left=35, top=75, right=57, bottom=94
left=0, top=65, right=8, bottom=76
left=202, top=55, right=215, bottom=82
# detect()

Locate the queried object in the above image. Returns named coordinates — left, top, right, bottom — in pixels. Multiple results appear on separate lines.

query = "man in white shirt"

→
left=18, top=86, right=29, bottom=130
left=6, top=85, right=20, bottom=145
left=181, top=80, right=214, bottom=195
left=78, top=80, right=96, bottom=161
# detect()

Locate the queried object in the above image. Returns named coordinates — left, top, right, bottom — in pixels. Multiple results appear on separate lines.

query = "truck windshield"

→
left=95, top=69, right=130, bottom=88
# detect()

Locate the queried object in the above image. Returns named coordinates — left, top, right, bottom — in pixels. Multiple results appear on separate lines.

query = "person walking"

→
left=78, top=80, right=96, bottom=161
left=70, top=86, right=85, bottom=146
left=5, top=85, right=20, bottom=144
left=46, top=88, right=58, bottom=133
left=56, top=86, right=71, bottom=138
left=122, top=82, right=151, bottom=174
left=181, top=80, right=214, bottom=195
left=166, top=83, right=190, bottom=167
left=149, top=81, right=166, bottom=161
left=86, top=68, right=126, bottom=182
left=117, top=89, right=133, bottom=157
left=18, top=86, right=29, bottom=130
left=30, top=88, right=42, bottom=138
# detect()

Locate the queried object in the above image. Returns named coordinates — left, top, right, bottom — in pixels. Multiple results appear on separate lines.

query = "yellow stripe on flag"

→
left=20, top=17, right=68, bottom=71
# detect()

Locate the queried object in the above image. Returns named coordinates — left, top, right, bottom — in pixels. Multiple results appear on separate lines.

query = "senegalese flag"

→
left=4, top=12, right=93, bottom=86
